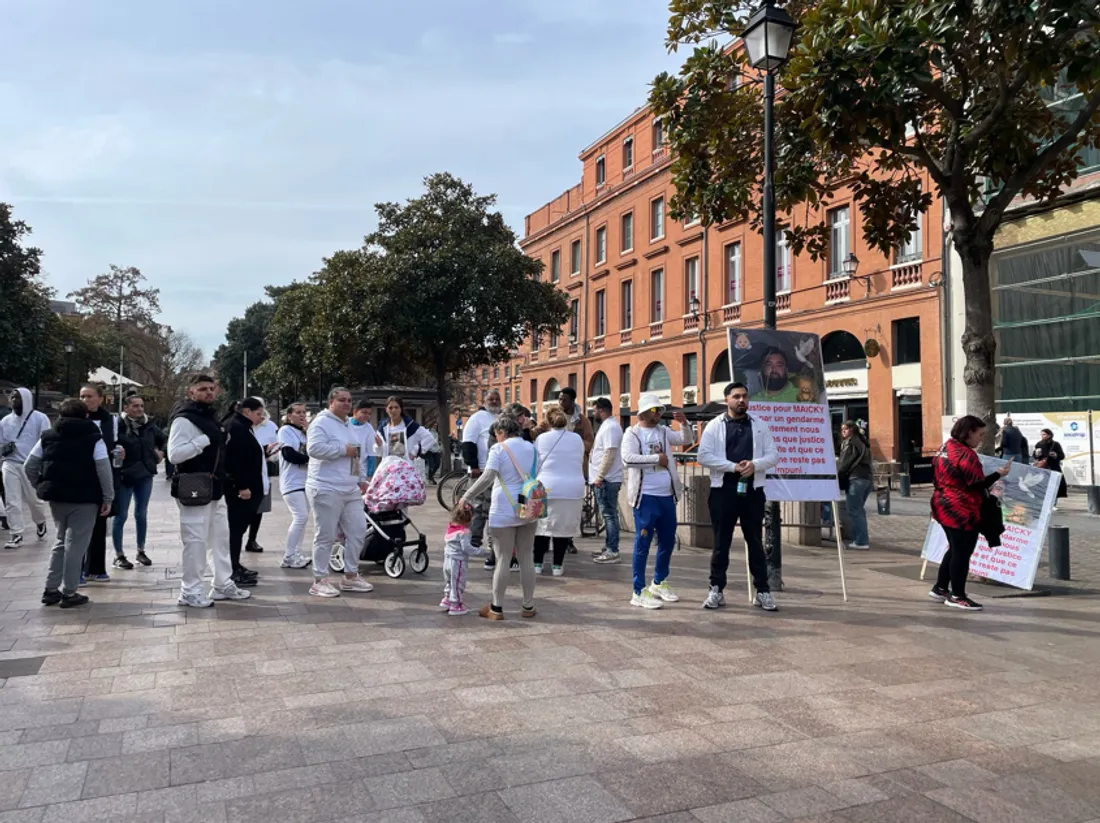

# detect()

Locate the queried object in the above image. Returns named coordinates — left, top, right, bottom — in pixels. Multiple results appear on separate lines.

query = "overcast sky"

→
left=0, top=0, right=683, bottom=357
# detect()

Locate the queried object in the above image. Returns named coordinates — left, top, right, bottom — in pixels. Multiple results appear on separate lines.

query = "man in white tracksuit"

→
left=1, top=387, right=51, bottom=549
left=306, top=387, right=373, bottom=598
left=167, top=375, right=251, bottom=607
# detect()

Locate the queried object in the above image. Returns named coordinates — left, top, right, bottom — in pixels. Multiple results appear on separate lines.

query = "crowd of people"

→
left=0, top=372, right=1067, bottom=615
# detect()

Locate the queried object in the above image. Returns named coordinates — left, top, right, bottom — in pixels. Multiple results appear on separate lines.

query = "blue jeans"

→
left=594, top=481, right=621, bottom=554
left=845, top=477, right=872, bottom=546
left=631, top=494, right=678, bottom=594
left=112, top=476, right=153, bottom=554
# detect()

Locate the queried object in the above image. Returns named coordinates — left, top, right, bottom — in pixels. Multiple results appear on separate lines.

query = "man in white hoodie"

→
left=306, top=387, right=372, bottom=598
left=696, top=382, right=780, bottom=611
left=1, top=388, right=51, bottom=549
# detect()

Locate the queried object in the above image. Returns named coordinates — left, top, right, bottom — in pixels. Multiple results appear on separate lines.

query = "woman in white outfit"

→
left=532, top=406, right=584, bottom=576
left=277, top=403, right=311, bottom=569
left=306, top=387, right=373, bottom=598
left=374, top=396, right=437, bottom=462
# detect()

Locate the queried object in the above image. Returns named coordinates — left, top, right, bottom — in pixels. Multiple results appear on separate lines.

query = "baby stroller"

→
left=329, top=456, right=430, bottom=579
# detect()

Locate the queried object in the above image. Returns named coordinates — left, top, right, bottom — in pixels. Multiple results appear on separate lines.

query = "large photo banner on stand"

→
left=727, top=328, right=841, bottom=502
left=920, top=456, right=1061, bottom=590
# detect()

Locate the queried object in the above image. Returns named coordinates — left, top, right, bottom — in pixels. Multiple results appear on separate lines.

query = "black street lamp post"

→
left=743, top=0, right=796, bottom=590
left=64, top=340, right=74, bottom=396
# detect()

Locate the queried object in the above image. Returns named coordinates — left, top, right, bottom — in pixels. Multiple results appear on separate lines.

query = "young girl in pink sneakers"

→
left=440, top=502, right=483, bottom=615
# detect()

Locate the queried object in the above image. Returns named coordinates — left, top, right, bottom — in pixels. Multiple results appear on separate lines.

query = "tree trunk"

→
left=955, top=231, right=998, bottom=454
left=434, top=361, right=453, bottom=475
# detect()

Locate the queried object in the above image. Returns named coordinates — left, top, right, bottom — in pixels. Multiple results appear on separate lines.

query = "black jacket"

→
left=170, top=401, right=226, bottom=501
left=224, top=412, right=266, bottom=500
left=36, top=418, right=104, bottom=504
left=118, top=415, right=167, bottom=486
left=837, top=434, right=873, bottom=483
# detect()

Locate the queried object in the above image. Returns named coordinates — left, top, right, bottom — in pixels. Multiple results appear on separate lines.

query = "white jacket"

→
left=697, top=412, right=779, bottom=491
left=306, top=409, right=367, bottom=494
left=0, top=388, right=51, bottom=464
left=621, top=422, right=695, bottom=508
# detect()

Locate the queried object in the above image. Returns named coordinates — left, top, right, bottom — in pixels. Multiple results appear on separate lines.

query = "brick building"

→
left=478, top=103, right=946, bottom=463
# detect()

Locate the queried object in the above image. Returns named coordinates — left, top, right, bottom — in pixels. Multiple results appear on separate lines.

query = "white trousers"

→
left=2, top=460, right=49, bottom=537
left=283, top=489, right=310, bottom=562
left=177, top=498, right=233, bottom=597
left=308, top=487, right=365, bottom=578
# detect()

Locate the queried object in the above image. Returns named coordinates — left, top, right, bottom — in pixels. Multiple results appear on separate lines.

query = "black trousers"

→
left=248, top=513, right=262, bottom=546
left=936, top=526, right=980, bottom=598
left=533, top=535, right=569, bottom=566
left=84, top=514, right=110, bottom=576
left=708, top=484, right=769, bottom=593
left=226, top=497, right=261, bottom=572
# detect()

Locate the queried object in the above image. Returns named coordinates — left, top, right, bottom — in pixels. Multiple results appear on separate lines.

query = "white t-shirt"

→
left=536, top=430, right=585, bottom=500
left=350, top=420, right=377, bottom=458
left=254, top=418, right=278, bottom=451
left=462, top=409, right=496, bottom=470
left=589, top=418, right=624, bottom=483
left=277, top=424, right=308, bottom=494
left=636, top=426, right=673, bottom=497
left=485, top=437, right=538, bottom=529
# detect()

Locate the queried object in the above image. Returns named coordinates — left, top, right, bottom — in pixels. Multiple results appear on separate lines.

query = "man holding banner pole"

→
left=697, top=382, right=780, bottom=611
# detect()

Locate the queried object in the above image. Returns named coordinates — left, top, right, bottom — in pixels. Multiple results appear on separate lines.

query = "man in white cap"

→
left=621, top=392, right=694, bottom=609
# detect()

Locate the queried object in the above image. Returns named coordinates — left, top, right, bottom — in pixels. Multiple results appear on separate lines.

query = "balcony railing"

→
left=568, top=342, right=578, bottom=356
left=530, top=351, right=539, bottom=363
left=776, top=293, right=791, bottom=313
left=594, top=336, right=606, bottom=351
left=620, top=329, right=632, bottom=345
left=891, top=263, right=922, bottom=290
left=650, top=321, right=664, bottom=339
left=722, top=304, right=741, bottom=324
left=548, top=346, right=558, bottom=359
left=825, top=278, right=850, bottom=303
left=683, top=313, right=699, bottom=332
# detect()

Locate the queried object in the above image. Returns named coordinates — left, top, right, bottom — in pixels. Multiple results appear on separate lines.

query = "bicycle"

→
left=580, top=483, right=605, bottom=538
left=436, top=469, right=471, bottom=511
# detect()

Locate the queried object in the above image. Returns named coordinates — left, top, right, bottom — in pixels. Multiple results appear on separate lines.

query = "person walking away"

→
left=277, top=403, right=311, bottom=569
left=622, top=394, right=695, bottom=609
left=996, top=416, right=1028, bottom=464
left=306, top=387, right=373, bottom=597
left=78, top=384, right=120, bottom=582
left=532, top=406, right=584, bottom=576
left=440, top=501, right=484, bottom=615
left=930, top=415, right=1011, bottom=611
left=696, top=382, right=780, bottom=611
left=424, top=427, right=443, bottom=484
left=462, top=390, right=503, bottom=566
left=1, top=388, right=51, bottom=549
left=350, top=399, right=378, bottom=479
left=224, top=398, right=268, bottom=589
left=460, top=414, right=539, bottom=620
left=168, top=375, right=250, bottom=606
left=533, top=386, right=594, bottom=555
left=113, top=394, right=166, bottom=568
left=590, top=397, right=624, bottom=564
left=245, top=399, right=279, bottom=553
left=1033, top=428, right=1068, bottom=509
left=836, top=420, right=873, bottom=551
left=25, top=399, right=113, bottom=608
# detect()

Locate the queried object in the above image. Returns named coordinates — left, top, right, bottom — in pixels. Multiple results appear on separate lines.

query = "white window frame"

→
left=621, top=211, right=634, bottom=254
left=595, top=290, right=607, bottom=337
left=652, top=118, right=665, bottom=151
left=550, top=249, right=561, bottom=282
left=651, top=268, right=664, bottom=323
left=570, top=239, right=582, bottom=275
left=622, top=136, right=634, bottom=171
left=895, top=211, right=923, bottom=264
left=776, top=230, right=791, bottom=294
left=828, top=206, right=851, bottom=279
left=595, top=155, right=606, bottom=187
left=569, top=299, right=579, bottom=340
left=684, top=257, right=699, bottom=310
left=725, top=242, right=742, bottom=305
left=621, top=280, right=633, bottom=329
left=650, top=196, right=665, bottom=242
left=595, top=225, right=607, bottom=264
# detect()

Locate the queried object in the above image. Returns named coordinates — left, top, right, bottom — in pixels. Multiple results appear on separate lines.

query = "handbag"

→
left=1, top=415, right=31, bottom=458
left=173, top=438, right=223, bottom=507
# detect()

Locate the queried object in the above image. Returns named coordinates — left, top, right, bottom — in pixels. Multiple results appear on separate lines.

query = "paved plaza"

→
left=1, top=480, right=1099, bottom=823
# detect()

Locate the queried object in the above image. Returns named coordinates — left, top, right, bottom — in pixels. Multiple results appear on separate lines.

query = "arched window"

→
left=543, top=378, right=561, bottom=401
left=588, top=371, right=611, bottom=397
left=710, top=350, right=731, bottom=385
left=821, top=331, right=866, bottom=364
left=642, top=362, right=671, bottom=392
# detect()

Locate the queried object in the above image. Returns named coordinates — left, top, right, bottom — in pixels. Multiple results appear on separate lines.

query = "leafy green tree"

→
left=252, top=284, right=319, bottom=402
left=365, top=173, right=571, bottom=467
left=0, top=203, right=55, bottom=387
left=211, top=293, right=278, bottom=400
left=651, top=0, right=1100, bottom=444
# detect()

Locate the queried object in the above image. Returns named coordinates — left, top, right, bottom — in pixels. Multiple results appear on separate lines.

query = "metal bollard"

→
left=1049, top=525, right=1070, bottom=580
left=1087, top=486, right=1100, bottom=515
left=899, top=473, right=911, bottom=497
left=876, top=486, right=890, bottom=515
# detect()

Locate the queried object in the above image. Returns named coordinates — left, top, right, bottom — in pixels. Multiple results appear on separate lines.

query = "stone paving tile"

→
left=418, top=791, right=520, bottom=823
left=499, top=775, right=634, bottom=823
left=690, top=798, right=785, bottom=823
left=82, top=751, right=171, bottom=798
left=19, top=762, right=88, bottom=808
left=0, top=769, right=30, bottom=811
left=364, top=766, right=456, bottom=810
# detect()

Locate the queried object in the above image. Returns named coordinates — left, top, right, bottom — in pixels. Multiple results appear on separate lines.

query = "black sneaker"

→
left=113, top=555, right=134, bottom=570
left=60, top=592, right=90, bottom=609
left=237, top=565, right=259, bottom=579
left=566, top=539, right=578, bottom=555
left=231, top=571, right=258, bottom=588
left=4, top=534, right=22, bottom=550
left=245, top=541, right=264, bottom=553
left=135, top=551, right=151, bottom=566
left=36, top=522, right=47, bottom=540
left=484, top=557, right=496, bottom=570
left=928, top=585, right=950, bottom=601
left=41, top=589, right=63, bottom=606
left=945, top=595, right=983, bottom=611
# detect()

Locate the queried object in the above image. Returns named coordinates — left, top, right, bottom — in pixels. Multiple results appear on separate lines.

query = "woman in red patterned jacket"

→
left=930, top=415, right=1011, bottom=611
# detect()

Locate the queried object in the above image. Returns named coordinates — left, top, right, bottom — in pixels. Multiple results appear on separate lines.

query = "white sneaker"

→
left=281, top=555, right=312, bottom=569
left=552, top=565, right=564, bottom=577
left=754, top=592, right=778, bottom=611
left=648, top=581, right=679, bottom=602
left=4, top=535, right=23, bottom=550
left=309, top=579, right=341, bottom=598
left=177, top=592, right=214, bottom=608
left=593, top=551, right=622, bottom=564
left=702, top=585, right=725, bottom=610
left=533, top=563, right=543, bottom=575
left=339, top=574, right=373, bottom=593
left=847, top=543, right=870, bottom=551
left=210, top=585, right=251, bottom=602
left=631, top=590, right=664, bottom=610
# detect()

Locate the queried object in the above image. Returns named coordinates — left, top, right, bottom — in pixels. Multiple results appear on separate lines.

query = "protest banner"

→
left=920, top=455, right=1061, bottom=590
left=727, top=328, right=841, bottom=502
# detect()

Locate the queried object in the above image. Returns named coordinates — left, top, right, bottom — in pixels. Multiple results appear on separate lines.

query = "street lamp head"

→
left=110, top=375, right=119, bottom=386
left=689, top=295, right=701, bottom=318
left=64, top=340, right=74, bottom=354
left=843, top=253, right=860, bottom=278
left=742, top=1, right=796, bottom=72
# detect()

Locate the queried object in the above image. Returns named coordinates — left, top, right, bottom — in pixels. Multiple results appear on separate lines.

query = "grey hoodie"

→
left=0, top=388, right=51, bottom=464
